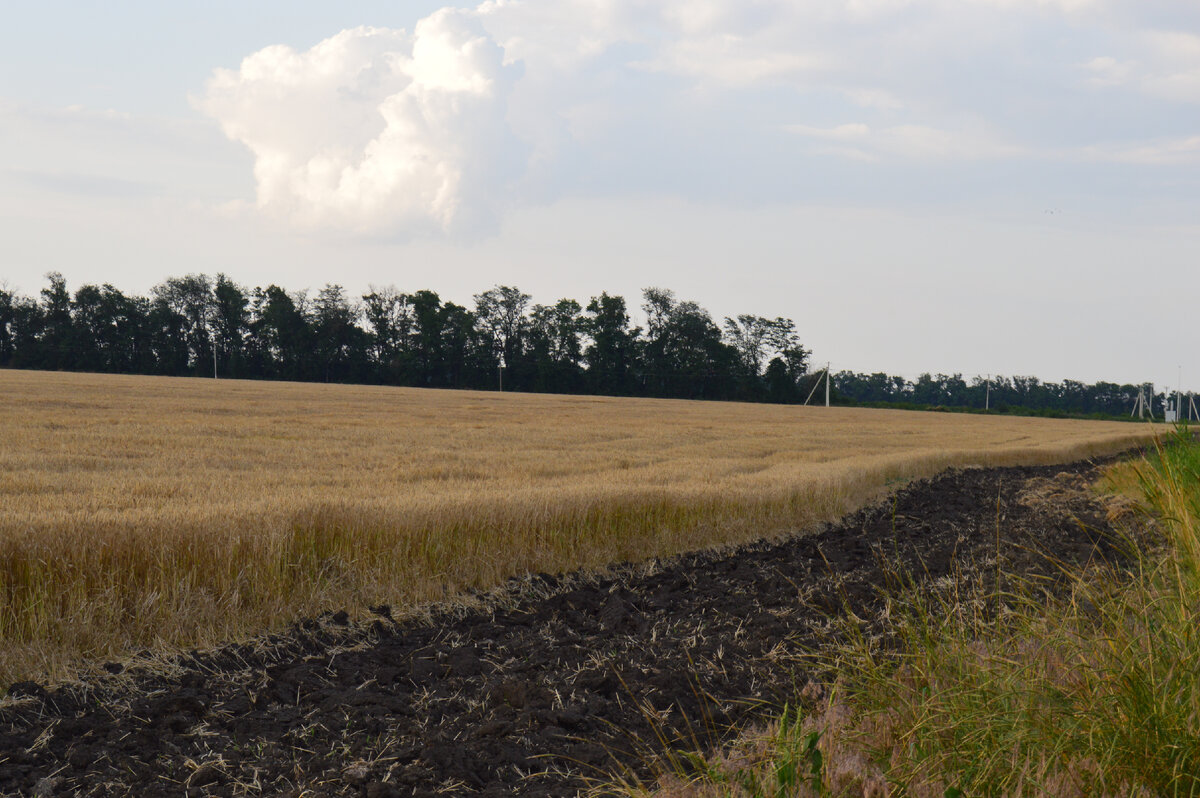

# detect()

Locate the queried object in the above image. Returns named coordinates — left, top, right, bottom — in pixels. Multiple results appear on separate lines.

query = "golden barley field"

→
left=0, top=370, right=1155, bottom=683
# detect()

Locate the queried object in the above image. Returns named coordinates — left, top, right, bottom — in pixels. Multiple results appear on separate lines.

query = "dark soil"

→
left=0, top=458, right=1139, bottom=797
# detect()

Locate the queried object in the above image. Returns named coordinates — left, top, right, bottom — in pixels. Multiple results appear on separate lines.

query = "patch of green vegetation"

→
left=614, top=428, right=1200, bottom=797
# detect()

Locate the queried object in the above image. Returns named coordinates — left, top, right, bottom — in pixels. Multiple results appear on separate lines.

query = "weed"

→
left=618, top=428, right=1200, bottom=798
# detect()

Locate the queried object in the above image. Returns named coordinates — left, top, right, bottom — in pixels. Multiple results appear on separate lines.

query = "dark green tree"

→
left=212, top=274, right=250, bottom=378
left=528, top=299, right=584, bottom=393
left=249, top=285, right=311, bottom=381
left=0, top=286, right=16, bottom=366
left=362, top=286, right=414, bottom=384
left=582, top=292, right=638, bottom=395
left=641, top=288, right=739, bottom=399
left=152, top=274, right=214, bottom=376
left=72, top=283, right=144, bottom=373
left=311, top=284, right=367, bottom=383
left=39, top=272, right=74, bottom=370
left=474, top=285, right=531, bottom=390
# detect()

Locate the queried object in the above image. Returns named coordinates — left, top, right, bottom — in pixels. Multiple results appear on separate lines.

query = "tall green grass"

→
left=621, top=429, right=1200, bottom=797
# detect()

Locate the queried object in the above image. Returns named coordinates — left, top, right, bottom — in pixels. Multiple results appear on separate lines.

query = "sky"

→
left=1, top=0, right=1198, bottom=391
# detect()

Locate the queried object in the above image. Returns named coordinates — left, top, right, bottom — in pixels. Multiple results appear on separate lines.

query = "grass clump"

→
left=623, top=429, right=1200, bottom=797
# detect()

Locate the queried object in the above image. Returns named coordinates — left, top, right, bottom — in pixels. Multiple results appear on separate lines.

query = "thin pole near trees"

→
left=804, top=363, right=831, bottom=407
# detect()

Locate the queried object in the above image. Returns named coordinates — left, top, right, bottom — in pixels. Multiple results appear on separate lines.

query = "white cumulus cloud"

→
left=195, top=0, right=1199, bottom=238
left=196, top=10, right=524, bottom=236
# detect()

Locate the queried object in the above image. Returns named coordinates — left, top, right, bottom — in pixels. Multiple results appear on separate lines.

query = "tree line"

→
left=0, top=272, right=1154, bottom=418
left=0, top=273, right=812, bottom=402
left=832, top=371, right=1152, bottom=419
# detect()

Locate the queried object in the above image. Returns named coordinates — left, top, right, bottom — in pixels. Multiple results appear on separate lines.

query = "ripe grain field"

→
left=0, top=370, right=1154, bottom=684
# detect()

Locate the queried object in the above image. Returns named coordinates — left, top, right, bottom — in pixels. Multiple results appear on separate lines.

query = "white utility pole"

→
left=985, top=376, right=990, bottom=411
left=1132, top=387, right=1145, bottom=419
left=1132, top=384, right=1156, bottom=420
left=803, top=363, right=832, bottom=406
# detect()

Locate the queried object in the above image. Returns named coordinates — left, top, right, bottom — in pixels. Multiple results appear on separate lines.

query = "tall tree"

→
left=408, top=290, right=445, bottom=387
left=144, top=295, right=190, bottom=376
left=362, top=285, right=414, bottom=383
left=583, top=292, right=638, bottom=395
left=528, top=299, right=584, bottom=393
left=6, top=293, right=42, bottom=369
left=39, top=272, right=74, bottom=370
left=723, top=314, right=774, bottom=377
left=722, top=315, right=808, bottom=396
left=0, top=286, right=16, bottom=366
left=641, top=288, right=737, bottom=399
left=440, top=301, right=478, bottom=389
left=474, top=285, right=531, bottom=388
left=311, top=284, right=366, bottom=383
left=72, top=284, right=144, bottom=373
left=152, top=274, right=214, bottom=376
left=212, top=274, right=250, bottom=378
left=249, top=285, right=310, bottom=381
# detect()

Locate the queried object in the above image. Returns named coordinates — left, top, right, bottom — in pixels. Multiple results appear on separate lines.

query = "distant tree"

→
left=152, top=274, right=214, bottom=376
left=311, top=284, right=367, bottom=383
left=144, top=294, right=190, bottom=375
left=764, top=358, right=797, bottom=402
left=440, top=301, right=479, bottom=388
left=528, top=298, right=584, bottom=393
left=474, top=285, right=531, bottom=388
left=39, top=272, right=74, bottom=370
left=7, top=293, right=42, bottom=369
left=942, top=373, right=969, bottom=405
left=72, top=283, right=144, bottom=372
left=723, top=314, right=776, bottom=377
left=583, top=292, right=638, bottom=395
left=249, top=285, right=310, bottom=380
left=764, top=317, right=810, bottom=396
left=640, top=286, right=680, bottom=395
left=212, top=274, right=250, bottom=378
left=641, top=287, right=738, bottom=399
left=408, top=290, right=446, bottom=387
left=0, top=286, right=16, bottom=366
left=362, top=286, right=414, bottom=383
left=1011, top=375, right=1043, bottom=407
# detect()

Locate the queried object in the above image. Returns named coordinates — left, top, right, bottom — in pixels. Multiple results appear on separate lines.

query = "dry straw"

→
left=0, top=370, right=1154, bottom=683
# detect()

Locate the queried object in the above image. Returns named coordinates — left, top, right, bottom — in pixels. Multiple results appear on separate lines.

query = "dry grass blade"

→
left=0, top=370, right=1154, bottom=684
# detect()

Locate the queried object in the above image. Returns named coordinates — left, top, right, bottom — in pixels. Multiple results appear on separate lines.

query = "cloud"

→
left=1082, top=55, right=1138, bottom=86
left=786, top=122, right=1022, bottom=161
left=1138, top=31, right=1200, bottom=103
left=6, top=169, right=163, bottom=199
left=196, top=10, right=525, bottom=237
left=1079, top=31, right=1200, bottom=103
left=195, top=0, right=1200, bottom=237
left=1081, top=135, right=1200, bottom=165
left=639, top=34, right=827, bottom=86
left=0, top=99, right=240, bottom=204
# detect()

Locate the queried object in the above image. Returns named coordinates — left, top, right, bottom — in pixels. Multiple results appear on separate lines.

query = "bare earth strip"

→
left=0, top=457, right=1137, bottom=796
left=0, top=370, right=1154, bottom=683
